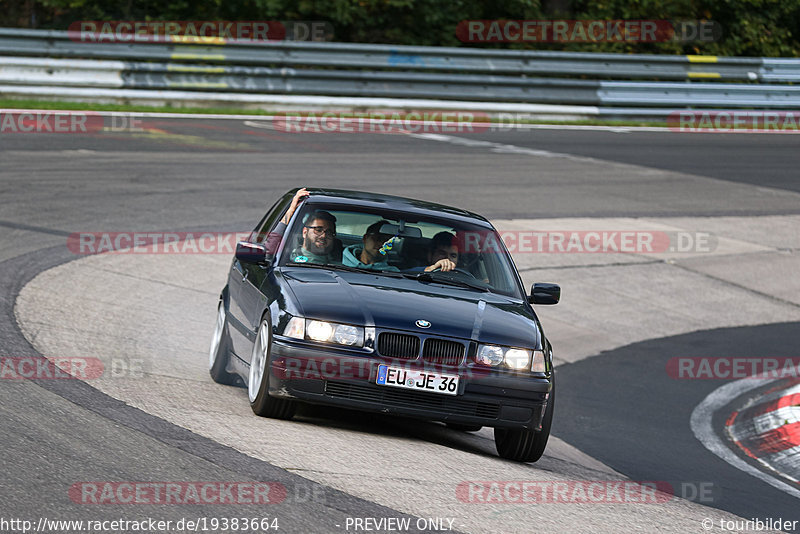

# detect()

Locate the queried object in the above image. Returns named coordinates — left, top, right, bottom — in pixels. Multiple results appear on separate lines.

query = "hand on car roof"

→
left=282, top=188, right=309, bottom=225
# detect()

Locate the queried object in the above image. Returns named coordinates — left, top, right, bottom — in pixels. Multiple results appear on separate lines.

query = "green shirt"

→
left=289, top=246, right=336, bottom=265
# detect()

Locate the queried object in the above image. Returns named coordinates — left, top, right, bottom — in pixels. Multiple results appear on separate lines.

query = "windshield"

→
left=277, top=204, right=523, bottom=298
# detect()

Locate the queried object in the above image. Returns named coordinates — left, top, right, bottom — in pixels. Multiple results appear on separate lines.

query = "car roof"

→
left=300, top=188, right=493, bottom=228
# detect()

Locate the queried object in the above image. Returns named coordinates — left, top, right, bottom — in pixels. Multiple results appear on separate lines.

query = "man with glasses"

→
left=273, top=188, right=340, bottom=264
left=290, top=210, right=338, bottom=264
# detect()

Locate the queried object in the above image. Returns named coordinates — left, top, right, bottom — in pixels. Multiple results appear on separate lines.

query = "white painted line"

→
left=691, top=378, right=800, bottom=497
left=243, top=120, right=274, bottom=130
left=406, top=131, right=607, bottom=164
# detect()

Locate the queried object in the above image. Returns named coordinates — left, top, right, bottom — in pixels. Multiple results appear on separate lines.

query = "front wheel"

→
left=494, top=384, right=554, bottom=462
left=248, top=318, right=296, bottom=419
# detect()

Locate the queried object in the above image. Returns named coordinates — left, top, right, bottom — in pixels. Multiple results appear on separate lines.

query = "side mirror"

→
left=235, top=241, right=273, bottom=266
left=529, top=283, right=560, bottom=305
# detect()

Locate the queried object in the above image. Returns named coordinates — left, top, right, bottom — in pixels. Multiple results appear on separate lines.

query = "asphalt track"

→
left=555, top=323, right=800, bottom=525
left=467, top=128, right=800, bottom=194
left=1, top=117, right=799, bottom=533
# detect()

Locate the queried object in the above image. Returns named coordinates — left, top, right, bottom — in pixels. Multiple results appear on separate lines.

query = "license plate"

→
left=376, top=364, right=459, bottom=396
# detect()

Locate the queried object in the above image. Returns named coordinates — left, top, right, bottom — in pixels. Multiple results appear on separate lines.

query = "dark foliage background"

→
left=1, top=0, right=798, bottom=56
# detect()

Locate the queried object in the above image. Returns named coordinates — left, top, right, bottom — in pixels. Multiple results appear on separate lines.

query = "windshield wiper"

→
left=287, top=262, right=403, bottom=278
left=410, top=271, right=489, bottom=292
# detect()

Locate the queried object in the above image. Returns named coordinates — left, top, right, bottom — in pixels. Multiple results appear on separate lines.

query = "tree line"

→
left=1, top=0, right=798, bottom=57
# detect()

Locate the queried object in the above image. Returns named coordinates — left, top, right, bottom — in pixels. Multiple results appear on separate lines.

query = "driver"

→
left=426, top=231, right=459, bottom=270
left=403, top=231, right=458, bottom=273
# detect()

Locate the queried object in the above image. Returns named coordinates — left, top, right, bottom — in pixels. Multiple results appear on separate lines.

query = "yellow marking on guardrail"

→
left=170, top=53, right=226, bottom=61
left=687, top=55, right=718, bottom=63
left=170, top=35, right=227, bottom=45
left=167, top=65, right=226, bottom=73
left=688, top=72, right=722, bottom=79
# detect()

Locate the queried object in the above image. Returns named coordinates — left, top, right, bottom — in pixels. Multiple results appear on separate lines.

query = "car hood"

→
left=279, top=267, right=540, bottom=348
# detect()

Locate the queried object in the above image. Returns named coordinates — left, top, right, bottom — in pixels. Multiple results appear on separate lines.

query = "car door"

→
left=230, top=192, right=294, bottom=360
left=227, top=255, right=250, bottom=360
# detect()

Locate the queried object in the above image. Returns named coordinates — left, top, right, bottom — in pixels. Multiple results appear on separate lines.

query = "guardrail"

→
left=4, top=56, right=800, bottom=108
left=0, top=27, right=798, bottom=114
left=0, top=27, right=783, bottom=81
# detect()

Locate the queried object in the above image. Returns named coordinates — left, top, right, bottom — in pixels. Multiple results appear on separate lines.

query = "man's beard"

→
left=304, top=236, right=330, bottom=255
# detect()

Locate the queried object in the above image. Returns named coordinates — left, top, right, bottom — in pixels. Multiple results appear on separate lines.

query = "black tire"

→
left=494, top=383, right=555, bottom=462
left=248, top=318, right=296, bottom=419
left=446, top=423, right=483, bottom=432
left=209, top=300, right=238, bottom=385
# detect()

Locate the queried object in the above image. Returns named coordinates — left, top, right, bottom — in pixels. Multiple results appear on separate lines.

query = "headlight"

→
left=531, top=350, right=546, bottom=373
left=333, top=324, right=361, bottom=345
left=307, top=320, right=334, bottom=341
left=476, top=344, right=533, bottom=370
left=476, top=345, right=504, bottom=366
left=283, top=316, right=305, bottom=339
left=305, top=320, right=364, bottom=347
left=505, top=348, right=531, bottom=370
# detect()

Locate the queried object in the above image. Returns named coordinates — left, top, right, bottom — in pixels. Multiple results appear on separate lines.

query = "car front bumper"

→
left=268, top=338, right=551, bottom=431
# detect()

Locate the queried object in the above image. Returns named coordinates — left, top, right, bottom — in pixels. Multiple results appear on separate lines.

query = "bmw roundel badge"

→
left=415, top=319, right=431, bottom=328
